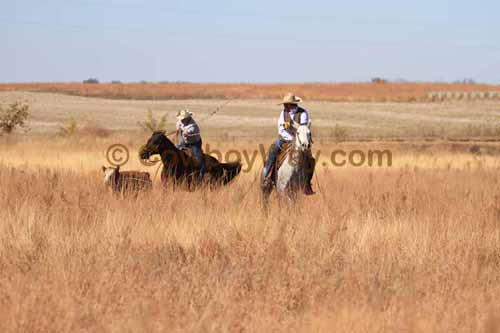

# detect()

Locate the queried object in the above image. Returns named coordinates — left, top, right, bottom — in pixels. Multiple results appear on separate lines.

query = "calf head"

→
left=102, top=165, right=120, bottom=186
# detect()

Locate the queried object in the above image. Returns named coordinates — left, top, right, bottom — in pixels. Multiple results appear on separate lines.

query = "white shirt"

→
left=278, top=107, right=310, bottom=141
left=176, top=118, right=201, bottom=144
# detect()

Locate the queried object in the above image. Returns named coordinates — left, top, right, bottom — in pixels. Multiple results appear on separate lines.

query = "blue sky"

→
left=1, top=0, right=499, bottom=83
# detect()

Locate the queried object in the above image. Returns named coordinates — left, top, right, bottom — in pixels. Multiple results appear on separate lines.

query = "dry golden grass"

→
left=2, top=82, right=500, bottom=102
left=0, top=135, right=499, bottom=332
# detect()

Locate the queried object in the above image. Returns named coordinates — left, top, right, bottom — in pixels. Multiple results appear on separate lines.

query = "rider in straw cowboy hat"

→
left=262, top=93, right=315, bottom=195
left=176, top=109, right=206, bottom=183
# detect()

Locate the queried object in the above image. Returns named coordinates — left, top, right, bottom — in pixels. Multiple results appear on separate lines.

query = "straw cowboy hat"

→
left=279, top=93, right=303, bottom=105
left=177, top=109, right=193, bottom=121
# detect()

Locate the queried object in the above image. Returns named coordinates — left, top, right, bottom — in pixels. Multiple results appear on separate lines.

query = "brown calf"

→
left=102, top=166, right=152, bottom=194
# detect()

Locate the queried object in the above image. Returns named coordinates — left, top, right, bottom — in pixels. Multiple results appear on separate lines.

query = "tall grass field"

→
left=0, top=134, right=499, bottom=332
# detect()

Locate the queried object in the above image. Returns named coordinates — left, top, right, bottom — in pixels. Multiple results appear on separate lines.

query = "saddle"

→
left=179, top=147, right=218, bottom=172
left=180, top=147, right=202, bottom=167
left=276, top=142, right=292, bottom=171
left=180, top=147, right=194, bottom=158
left=264, top=142, right=292, bottom=183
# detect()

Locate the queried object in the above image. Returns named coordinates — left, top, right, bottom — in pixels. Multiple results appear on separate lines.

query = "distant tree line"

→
left=83, top=78, right=99, bottom=84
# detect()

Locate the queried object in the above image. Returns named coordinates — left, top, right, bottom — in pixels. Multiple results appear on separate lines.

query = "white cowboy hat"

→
left=176, top=109, right=193, bottom=121
left=279, top=93, right=303, bottom=105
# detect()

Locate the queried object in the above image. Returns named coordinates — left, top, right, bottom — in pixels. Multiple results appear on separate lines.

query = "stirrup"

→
left=261, top=171, right=274, bottom=190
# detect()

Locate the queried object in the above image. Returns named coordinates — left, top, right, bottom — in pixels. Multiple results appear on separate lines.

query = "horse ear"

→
left=116, top=165, right=120, bottom=172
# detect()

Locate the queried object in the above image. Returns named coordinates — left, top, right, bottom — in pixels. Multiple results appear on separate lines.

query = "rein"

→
left=153, top=162, right=162, bottom=182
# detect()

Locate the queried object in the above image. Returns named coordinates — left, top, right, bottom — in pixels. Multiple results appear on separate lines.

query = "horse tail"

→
left=220, top=161, right=242, bottom=185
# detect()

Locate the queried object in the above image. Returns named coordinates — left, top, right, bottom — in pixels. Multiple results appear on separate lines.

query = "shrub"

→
left=57, top=116, right=79, bottom=137
left=138, top=109, right=169, bottom=132
left=332, top=124, right=349, bottom=143
left=0, top=102, right=30, bottom=134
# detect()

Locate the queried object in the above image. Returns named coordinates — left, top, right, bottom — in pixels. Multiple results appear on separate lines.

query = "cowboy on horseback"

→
left=175, top=109, right=206, bottom=183
left=262, top=93, right=316, bottom=195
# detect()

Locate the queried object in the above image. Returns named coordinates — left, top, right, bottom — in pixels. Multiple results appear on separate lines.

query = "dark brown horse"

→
left=139, top=131, right=241, bottom=189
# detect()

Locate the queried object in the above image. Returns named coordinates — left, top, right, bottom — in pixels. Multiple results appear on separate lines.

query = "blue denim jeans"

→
left=263, top=138, right=286, bottom=178
left=177, top=139, right=206, bottom=181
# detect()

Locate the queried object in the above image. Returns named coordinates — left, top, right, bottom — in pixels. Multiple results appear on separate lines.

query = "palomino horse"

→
left=139, top=131, right=241, bottom=190
left=261, top=124, right=313, bottom=203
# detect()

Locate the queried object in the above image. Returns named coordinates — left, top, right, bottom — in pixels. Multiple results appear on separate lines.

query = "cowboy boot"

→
left=261, top=165, right=274, bottom=190
left=262, top=143, right=280, bottom=189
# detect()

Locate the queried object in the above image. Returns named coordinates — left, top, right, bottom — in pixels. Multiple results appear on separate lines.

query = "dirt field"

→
left=0, top=91, right=499, bottom=332
left=1, top=91, right=500, bottom=139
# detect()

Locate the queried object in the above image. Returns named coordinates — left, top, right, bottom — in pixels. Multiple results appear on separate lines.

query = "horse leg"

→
left=260, top=169, right=273, bottom=213
left=161, top=170, right=169, bottom=191
left=261, top=187, right=272, bottom=213
left=286, top=186, right=298, bottom=203
left=303, top=154, right=316, bottom=195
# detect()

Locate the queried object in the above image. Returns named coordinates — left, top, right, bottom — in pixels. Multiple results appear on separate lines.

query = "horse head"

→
left=295, top=124, right=312, bottom=151
left=139, top=131, right=175, bottom=159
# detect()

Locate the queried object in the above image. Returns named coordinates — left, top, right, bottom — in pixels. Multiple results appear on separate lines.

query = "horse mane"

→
left=152, top=131, right=177, bottom=151
left=151, top=131, right=195, bottom=163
